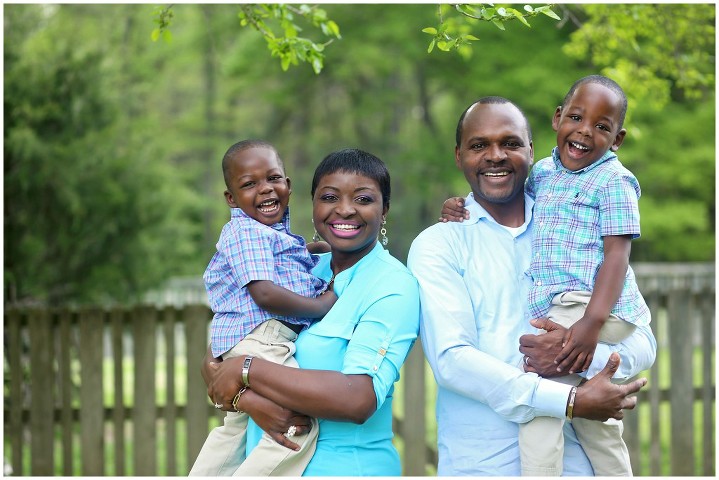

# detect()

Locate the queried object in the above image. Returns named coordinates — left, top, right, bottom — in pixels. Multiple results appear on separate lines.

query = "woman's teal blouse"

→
left=245, top=242, right=420, bottom=475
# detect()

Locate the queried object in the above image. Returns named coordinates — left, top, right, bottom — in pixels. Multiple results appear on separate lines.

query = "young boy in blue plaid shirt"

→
left=441, top=76, right=650, bottom=476
left=190, top=139, right=336, bottom=476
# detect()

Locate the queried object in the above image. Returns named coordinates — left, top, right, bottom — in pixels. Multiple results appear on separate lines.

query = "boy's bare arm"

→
left=439, top=197, right=470, bottom=223
left=554, top=234, right=632, bottom=374
left=247, top=280, right=337, bottom=318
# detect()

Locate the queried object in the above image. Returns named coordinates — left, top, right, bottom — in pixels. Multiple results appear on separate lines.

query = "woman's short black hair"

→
left=311, top=148, right=391, bottom=209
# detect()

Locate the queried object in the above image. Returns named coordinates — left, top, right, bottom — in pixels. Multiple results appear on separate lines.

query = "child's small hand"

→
left=553, top=317, right=602, bottom=374
left=307, top=240, right=331, bottom=254
left=439, top=197, right=470, bottom=223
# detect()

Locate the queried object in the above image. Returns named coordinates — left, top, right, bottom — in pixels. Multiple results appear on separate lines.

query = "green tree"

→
left=4, top=5, right=203, bottom=305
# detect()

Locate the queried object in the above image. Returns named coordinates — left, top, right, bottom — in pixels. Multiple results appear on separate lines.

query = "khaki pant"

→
left=189, top=319, right=318, bottom=476
left=519, top=291, right=636, bottom=477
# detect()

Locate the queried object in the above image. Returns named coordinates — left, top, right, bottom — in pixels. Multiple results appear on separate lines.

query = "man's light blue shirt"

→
left=407, top=193, right=657, bottom=476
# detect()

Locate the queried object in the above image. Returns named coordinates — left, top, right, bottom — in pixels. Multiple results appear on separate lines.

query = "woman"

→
left=202, top=148, right=420, bottom=475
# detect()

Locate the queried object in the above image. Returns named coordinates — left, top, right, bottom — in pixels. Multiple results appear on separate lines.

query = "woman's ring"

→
left=214, top=402, right=223, bottom=409
left=285, top=425, right=297, bottom=437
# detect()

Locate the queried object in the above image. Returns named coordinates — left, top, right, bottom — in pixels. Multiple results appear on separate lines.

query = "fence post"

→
left=402, top=340, right=427, bottom=476
left=667, top=288, right=694, bottom=476
left=58, top=309, right=75, bottom=475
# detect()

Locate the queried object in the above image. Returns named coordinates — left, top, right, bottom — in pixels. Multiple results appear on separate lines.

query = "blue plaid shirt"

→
left=204, top=207, right=328, bottom=357
left=525, top=147, right=650, bottom=326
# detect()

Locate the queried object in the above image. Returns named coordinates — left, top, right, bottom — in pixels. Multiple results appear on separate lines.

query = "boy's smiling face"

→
left=552, top=82, right=626, bottom=171
left=224, top=146, right=291, bottom=226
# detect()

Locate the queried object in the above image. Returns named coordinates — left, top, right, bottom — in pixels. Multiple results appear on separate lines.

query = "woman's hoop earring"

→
left=380, top=218, right=388, bottom=246
left=312, top=229, right=321, bottom=243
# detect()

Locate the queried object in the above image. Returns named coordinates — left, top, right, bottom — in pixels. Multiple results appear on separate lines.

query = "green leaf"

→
left=312, top=58, right=323, bottom=74
left=491, top=18, right=506, bottom=30
left=151, top=28, right=160, bottom=42
left=465, top=34, right=479, bottom=41
left=280, top=56, right=291, bottom=71
left=422, top=27, right=438, bottom=35
left=540, top=7, right=561, bottom=20
left=326, top=20, right=341, bottom=38
left=428, top=38, right=435, bottom=53
left=162, top=29, right=172, bottom=42
left=497, top=7, right=508, bottom=17
left=524, top=5, right=534, bottom=12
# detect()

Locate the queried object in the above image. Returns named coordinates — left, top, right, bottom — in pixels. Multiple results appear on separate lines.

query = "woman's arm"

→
left=207, top=355, right=376, bottom=424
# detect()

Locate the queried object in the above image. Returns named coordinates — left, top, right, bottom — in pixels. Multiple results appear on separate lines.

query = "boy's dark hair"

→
left=310, top=148, right=391, bottom=210
left=222, top=139, right=283, bottom=188
left=455, top=96, right=533, bottom=147
left=563, top=75, right=628, bottom=130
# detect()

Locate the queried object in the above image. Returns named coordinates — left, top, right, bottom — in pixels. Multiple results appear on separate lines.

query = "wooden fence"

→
left=3, top=263, right=715, bottom=476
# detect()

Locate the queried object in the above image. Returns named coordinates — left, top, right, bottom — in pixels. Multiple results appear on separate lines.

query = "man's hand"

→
left=573, top=352, right=647, bottom=421
left=519, top=317, right=567, bottom=378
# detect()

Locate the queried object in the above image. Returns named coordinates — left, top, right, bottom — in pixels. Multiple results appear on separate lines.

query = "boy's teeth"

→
left=570, top=142, right=589, bottom=151
left=485, top=172, right=508, bottom=177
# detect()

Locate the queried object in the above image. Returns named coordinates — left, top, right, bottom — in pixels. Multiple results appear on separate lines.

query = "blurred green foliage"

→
left=4, top=4, right=715, bottom=306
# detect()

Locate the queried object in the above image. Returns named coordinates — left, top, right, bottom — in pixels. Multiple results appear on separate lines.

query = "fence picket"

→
left=29, top=309, right=55, bottom=475
left=78, top=308, right=105, bottom=476
left=111, top=308, right=126, bottom=476
left=6, top=310, right=24, bottom=476
left=163, top=306, right=178, bottom=476
left=667, top=289, right=695, bottom=476
left=184, top=305, right=211, bottom=471
left=57, top=309, right=74, bottom=476
left=700, top=291, right=715, bottom=476
left=133, top=306, right=158, bottom=475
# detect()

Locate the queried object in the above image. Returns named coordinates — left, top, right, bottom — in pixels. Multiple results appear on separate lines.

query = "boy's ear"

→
left=286, top=177, right=292, bottom=195
left=610, top=128, right=627, bottom=152
left=551, top=106, right=563, bottom=131
left=224, top=189, right=238, bottom=208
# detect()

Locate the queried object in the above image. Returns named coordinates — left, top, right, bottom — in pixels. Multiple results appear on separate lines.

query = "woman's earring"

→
left=380, top=218, right=388, bottom=246
left=312, top=229, right=321, bottom=243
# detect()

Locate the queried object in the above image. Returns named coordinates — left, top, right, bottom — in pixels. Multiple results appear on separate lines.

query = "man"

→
left=407, top=97, right=657, bottom=475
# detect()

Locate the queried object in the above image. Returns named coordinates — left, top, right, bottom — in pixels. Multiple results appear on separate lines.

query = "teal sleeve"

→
left=340, top=273, right=420, bottom=410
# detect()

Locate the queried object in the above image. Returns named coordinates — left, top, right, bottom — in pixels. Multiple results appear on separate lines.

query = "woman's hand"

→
left=239, top=388, right=314, bottom=451
left=205, top=356, right=246, bottom=408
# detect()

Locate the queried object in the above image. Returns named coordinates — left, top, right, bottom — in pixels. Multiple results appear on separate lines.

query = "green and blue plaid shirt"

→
left=525, top=147, right=650, bottom=326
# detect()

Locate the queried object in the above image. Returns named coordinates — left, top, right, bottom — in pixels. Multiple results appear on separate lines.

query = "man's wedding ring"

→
left=214, top=402, right=223, bottom=409
left=285, top=425, right=297, bottom=437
